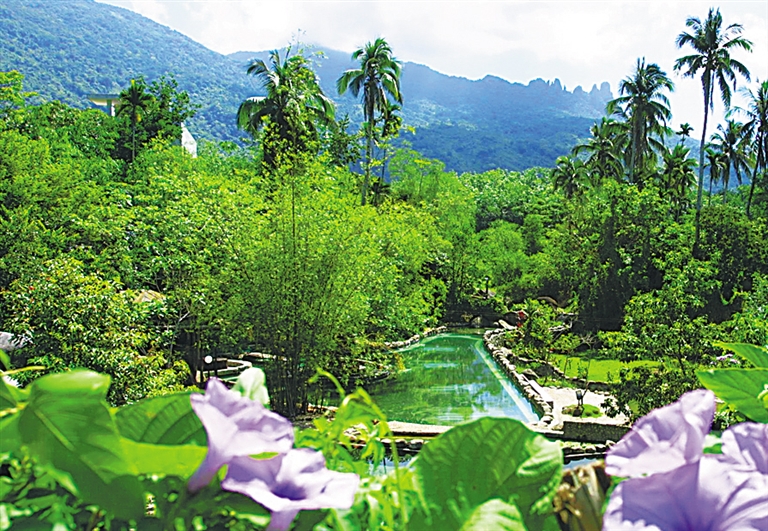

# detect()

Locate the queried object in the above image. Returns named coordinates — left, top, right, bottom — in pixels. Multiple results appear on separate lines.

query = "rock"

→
left=522, top=369, right=539, bottom=381
left=497, top=319, right=516, bottom=331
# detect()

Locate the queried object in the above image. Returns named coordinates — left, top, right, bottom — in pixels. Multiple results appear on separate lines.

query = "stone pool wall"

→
left=383, top=326, right=448, bottom=350
left=483, top=328, right=555, bottom=426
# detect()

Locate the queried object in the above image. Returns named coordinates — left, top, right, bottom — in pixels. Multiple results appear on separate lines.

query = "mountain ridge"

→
left=0, top=0, right=612, bottom=171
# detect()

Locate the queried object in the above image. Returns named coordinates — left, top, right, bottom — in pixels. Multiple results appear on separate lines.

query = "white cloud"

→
left=98, top=0, right=767, bottom=133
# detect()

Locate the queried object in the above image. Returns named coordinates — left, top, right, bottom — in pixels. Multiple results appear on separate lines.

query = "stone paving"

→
left=543, top=386, right=630, bottom=430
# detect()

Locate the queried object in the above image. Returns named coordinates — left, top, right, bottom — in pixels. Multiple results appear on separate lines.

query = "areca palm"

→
left=710, top=119, right=751, bottom=203
left=676, top=123, right=694, bottom=146
left=736, top=80, right=768, bottom=217
left=704, top=146, right=727, bottom=204
left=238, top=48, right=335, bottom=168
left=572, top=117, right=625, bottom=182
left=552, top=156, right=590, bottom=199
left=606, top=58, right=674, bottom=185
left=337, top=38, right=402, bottom=206
left=659, top=144, right=697, bottom=220
left=117, top=78, right=153, bottom=162
left=674, top=7, right=752, bottom=244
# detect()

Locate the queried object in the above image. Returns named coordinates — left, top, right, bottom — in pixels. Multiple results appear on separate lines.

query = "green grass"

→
left=547, top=354, right=663, bottom=383
left=562, top=403, right=602, bottom=418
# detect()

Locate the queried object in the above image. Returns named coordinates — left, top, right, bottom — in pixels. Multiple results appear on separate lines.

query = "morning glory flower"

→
left=187, top=378, right=295, bottom=492
left=603, top=390, right=768, bottom=530
left=221, top=448, right=360, bottom=531
left=605, top=389, right=715, bottom=478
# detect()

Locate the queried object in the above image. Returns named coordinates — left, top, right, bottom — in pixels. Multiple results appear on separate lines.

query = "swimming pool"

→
left=367, top=333, right=539, bottom=425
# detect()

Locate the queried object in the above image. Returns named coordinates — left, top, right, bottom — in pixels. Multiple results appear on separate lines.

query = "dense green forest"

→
left=1, top=3, right=766, bottom=423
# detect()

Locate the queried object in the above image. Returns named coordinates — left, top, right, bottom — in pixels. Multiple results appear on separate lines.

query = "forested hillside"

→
left=0, top=0, right=610, bottom=171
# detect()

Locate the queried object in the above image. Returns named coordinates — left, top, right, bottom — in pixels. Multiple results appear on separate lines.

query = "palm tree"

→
left=552, top=156, right=590, bottom=199
left=704, top=146, right=727, bottom=204
left=572, top=117, right=625, bottom=183
left=735, top=80, right=768, bottom=217
left=674, top=7, right=752, bottom=246
left=710, top=119, right=751, bottom=203
left=337, top=38, right=402, bottom=206
left=607, top=58, right=674, bottom=185
left=117, top=78, right=154, bottom=162
left=676, top=123, right=694, bottom=146
left=372, top=100, right=402, bottom=206
left=659, top=144, right=697, bottom=220
left=238, top=48, right=335, bottom=168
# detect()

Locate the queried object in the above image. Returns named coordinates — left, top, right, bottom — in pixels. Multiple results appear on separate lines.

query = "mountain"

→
left=0, top=0, right=252, bottom=143
left=230, top=49, right=613, bottom=172
left=0, top=0, right=612, bottom=172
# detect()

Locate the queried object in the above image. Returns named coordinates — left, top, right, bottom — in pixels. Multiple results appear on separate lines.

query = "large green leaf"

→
left=714, top=342, right=768, bottom=368
left=122, top=439, right=206, bottom=477
left=115, top=391, right=206, bottom=445
left=0, top=413, right=20, bottom=454
left=459, top=499, right=527, bottom=531
left=697, top=368, right=768, bottom=423
left=410, top=417, right=562, bottom=531
left=17, top=370, right=144, bottom=519
left=0, top=377, right=27, bottom=412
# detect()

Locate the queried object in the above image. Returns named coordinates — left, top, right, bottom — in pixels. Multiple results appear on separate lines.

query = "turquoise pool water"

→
left=367, top=333, right=539, bottom=425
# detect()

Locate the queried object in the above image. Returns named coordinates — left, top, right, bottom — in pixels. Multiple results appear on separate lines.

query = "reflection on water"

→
left=368, top=334, right=539, bottom=425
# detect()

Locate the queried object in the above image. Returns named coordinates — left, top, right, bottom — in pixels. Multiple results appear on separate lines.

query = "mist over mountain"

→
left=1, top=0, right=612, bottom=171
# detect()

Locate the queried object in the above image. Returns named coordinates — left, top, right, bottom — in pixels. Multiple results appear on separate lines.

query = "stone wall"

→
left=384, top=326, right=448, bottom=350
left=482, top=329, right=555, bottom=428
left=484, top=328, right=613, bottom=392
left=561, top=420, right=630, bottom=444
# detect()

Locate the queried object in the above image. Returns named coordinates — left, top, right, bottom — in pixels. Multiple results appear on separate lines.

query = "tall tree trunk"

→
left=694, top=81, right=711, bottom=257
left=722, top=161, right=731, bottom=204
left=746, top=161, right=760, bottom=218
left=362, top=127, right=372, bottom=206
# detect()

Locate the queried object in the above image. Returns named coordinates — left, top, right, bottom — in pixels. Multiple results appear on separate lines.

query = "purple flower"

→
left=221, top=448, right=360, bottom=531
left=188, top=378, right=294, bottom=492
left=719, top=422, right=768, bottom=473
left=605, top=389, right=715, bottom=478
left=603, top=390, right=768, bottom=530
left=604, top=458, right=767, bottom=530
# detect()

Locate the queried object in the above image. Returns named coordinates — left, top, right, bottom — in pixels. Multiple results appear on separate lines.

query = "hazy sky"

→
left=97, top=0, right=767, bottom=135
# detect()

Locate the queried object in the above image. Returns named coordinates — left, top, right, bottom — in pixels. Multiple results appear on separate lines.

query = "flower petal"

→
left=603, top=457, right=768, bottom=531
left=222, top=449, right=360, bottom=529
left=719, top=422, right=768, bottom=473
left=606, top=389, right=714, bottom=478
left=188, top=379, right=294, bottom=491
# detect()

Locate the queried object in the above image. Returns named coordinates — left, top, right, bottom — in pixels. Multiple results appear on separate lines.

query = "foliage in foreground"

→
left=0, top=363, right=563, bottom=530
left=2, top=342, right=767, bottom=530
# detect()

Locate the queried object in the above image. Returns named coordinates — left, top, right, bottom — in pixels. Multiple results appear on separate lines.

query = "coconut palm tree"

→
left=607, top=58, right=674, bottom=185
left=238, top=47, right=335, bottom=168
left=337, top=38, right=402, bottom=206
left=710, top=119, right=751, bottom=203
left=674, top=7, right=752, bottom=245
left=735, top=80, right=768, bottom=217
left=117, top=77, right=154, bottom=162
